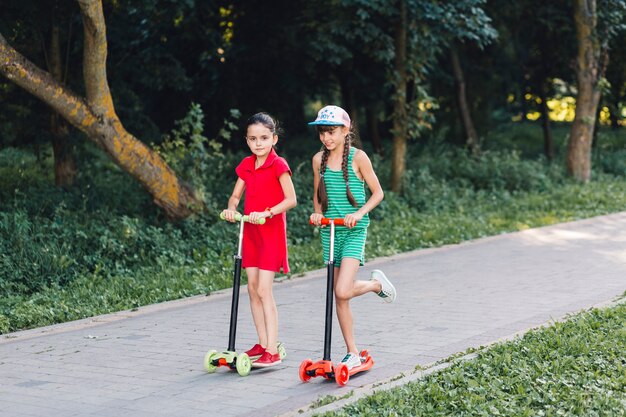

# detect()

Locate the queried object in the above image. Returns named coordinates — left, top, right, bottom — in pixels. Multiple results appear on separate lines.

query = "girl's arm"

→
left=310, top=152, right=324, bottom=226
left=222, top=178, right=245, bottom=222
left=276, top=173, right=298, bottom=214
left=344, top=150, right=384, bottom=227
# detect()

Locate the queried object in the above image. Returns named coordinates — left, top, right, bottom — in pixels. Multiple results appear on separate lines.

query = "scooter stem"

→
left=323, top=221, right=335, bottom=361
left=227, top=217, right=245, bottom=352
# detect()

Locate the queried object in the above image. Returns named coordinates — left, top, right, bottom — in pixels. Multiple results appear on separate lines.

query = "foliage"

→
left=598, top=0, right=626, bottom=48
left=299, top=0, right=497, bottom=139
left=154, top=103, right=241, bottom=208
left=321, top=302, right=626, bottom=417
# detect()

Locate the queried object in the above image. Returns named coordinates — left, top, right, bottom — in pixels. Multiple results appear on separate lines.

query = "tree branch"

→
left=0, top=33, right=99, bottom=137
left=77, top=0, right=117, bottom=120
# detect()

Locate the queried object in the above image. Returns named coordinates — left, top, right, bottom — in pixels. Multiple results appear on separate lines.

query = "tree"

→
left=391, top=0, right=409, bottom=192
left=389, top=0, right=495, bottom=192
left=450, top=44, right=479, bottom=155
left=0, top=0, right=203, bottom=219
left=48, top=1, right=77, bottom=187
left=522, top=0, right=574, bottom=161
left=443, top=3, right=497, bottom=157
left=298, top=0, right=495, bottom=192
left=568, top=0, right=626, bottom=181
left=605, top=35, right=626, bottom=129
left=568, top=0, right=602, bottom=181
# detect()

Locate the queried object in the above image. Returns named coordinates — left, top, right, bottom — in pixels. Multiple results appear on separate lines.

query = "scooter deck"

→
left=205, top=343, right=286, bottom=376
left=349, top=353, right=374, bottom=376
left=300, top=351, right=374, bottom=385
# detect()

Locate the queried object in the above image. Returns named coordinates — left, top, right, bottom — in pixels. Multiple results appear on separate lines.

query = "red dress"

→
left=235, top=148, right=291, bottom=273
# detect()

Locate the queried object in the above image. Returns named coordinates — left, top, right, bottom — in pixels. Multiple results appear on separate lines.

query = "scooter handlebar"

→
left=309, top=218, right=352, bottom=226
left=220, top=212, right=266, bottom=225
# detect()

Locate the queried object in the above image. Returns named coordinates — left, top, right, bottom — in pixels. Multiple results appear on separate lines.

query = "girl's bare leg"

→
left=257, top=269, right=279, bottom=354
left=333, top=258, right=381, bottom=354
left=246, top=267, right=267, bottom=347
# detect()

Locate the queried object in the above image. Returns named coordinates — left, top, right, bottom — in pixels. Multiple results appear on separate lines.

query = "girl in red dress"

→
left=222, top=113, right=297, bottom=367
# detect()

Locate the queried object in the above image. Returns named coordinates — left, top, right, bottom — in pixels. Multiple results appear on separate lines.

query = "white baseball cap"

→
left=308, top=105, right=351, bottom=128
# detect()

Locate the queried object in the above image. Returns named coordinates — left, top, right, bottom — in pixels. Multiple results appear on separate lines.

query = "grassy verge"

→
left=320, top=301, right=626, bottom=417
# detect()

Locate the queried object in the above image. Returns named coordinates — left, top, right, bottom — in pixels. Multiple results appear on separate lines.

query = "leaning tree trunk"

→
left=0, top=0, right=202, bottom=219
left=49, top=13, right=77, bottom=188
left=567, top=0, right=602, bottom=182
left=391, top=0, right=407, bottom=193
left=450, top=45, right=479, bottom=155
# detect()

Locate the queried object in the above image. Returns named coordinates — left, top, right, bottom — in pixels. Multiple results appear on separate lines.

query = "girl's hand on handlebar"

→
left=344, top=212, right=362, bottom=228
left=221, top=209, right=240, bottom=222
left=310, top=212, right=324, bottom=226
left=248, top=211, right=269, bottom=224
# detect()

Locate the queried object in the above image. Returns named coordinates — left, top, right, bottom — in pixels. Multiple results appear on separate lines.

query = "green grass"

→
left=320, top=301, right=626, bottom=417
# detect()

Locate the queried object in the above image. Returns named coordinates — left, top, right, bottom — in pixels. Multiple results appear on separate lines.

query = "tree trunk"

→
left=450, top=46, right=479, bottom=155
left=366, top=107, right=383, bottom=156
left=391, top=0, right=407, bottom=193
left=0, top=1, right=202, bottom=219
left=49, top=13, right=77, bottom=188
left=608, top=100, right=620, bottom=129
left=539, top=79, right=554, bottom=161
left=592, top=94, right=603, bottom=148
left=338, top=71, right=362, bottom=148
left=567, top=0, right=601, bottom=182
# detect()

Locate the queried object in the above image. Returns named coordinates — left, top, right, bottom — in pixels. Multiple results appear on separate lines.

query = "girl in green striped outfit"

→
left=308, top=105, right=397, bottom=370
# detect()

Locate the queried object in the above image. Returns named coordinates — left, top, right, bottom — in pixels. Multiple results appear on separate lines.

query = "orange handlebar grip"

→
left=310, top=218, right=349, bottom=226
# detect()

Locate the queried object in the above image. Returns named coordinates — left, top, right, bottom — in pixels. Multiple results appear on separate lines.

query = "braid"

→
left=342, top=136, right=358, bottom=208
left=317, top=148, right=330, bottom=213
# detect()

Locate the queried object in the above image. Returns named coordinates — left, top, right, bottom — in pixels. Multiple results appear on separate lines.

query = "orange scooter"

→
left=299, top=218, right=374, bottom=386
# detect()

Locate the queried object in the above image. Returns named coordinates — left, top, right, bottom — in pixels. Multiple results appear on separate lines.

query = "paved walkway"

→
left=1, top=213, right=626, bottom=417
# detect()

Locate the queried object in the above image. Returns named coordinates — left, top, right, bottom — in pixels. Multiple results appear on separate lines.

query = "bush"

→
left=594, top=149, right=626, bottom=177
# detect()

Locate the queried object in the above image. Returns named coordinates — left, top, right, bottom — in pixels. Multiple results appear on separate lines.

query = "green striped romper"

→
left=321, top=147, right=369, bottom=266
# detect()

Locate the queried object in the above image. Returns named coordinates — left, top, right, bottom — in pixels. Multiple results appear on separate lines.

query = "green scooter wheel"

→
left=236, top=353, right=251, bottom=376
left=204, top=350, right=218, bottom=373
left=277, top=342, right=287, bottom=360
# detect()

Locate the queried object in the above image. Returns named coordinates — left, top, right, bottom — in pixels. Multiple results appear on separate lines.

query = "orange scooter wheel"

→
left=299, top=359, right=313, bottom=382
left=334, top=363, right=350, bottom=386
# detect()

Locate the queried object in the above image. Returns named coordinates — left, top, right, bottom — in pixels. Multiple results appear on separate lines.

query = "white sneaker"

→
left=340, top=352, right=362, bottom=370
left=371, top=269, right=396, bottom=303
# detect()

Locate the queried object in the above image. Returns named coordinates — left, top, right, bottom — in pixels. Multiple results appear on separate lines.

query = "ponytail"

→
left=317, top=148, right=330, bottom=213
left=341, top=135, right=358, bottom=208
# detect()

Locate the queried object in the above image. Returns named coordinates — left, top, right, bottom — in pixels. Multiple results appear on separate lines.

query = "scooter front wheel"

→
left=299, top=359, right=313, bottom=382
left=204, top=350, right=218, bottom=373
left=335, top=363, right=349, bottom=386
left=236, top=353, right=251, bottom=376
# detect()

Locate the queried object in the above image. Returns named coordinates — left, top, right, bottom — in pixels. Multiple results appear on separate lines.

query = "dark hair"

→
left=316, top=125, right=358, bottom=213
left=246, top=112, right=283, bottom=136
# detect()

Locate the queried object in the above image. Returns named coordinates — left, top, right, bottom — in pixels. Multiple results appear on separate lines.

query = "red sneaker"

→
left=252, top=351, right=281, bottom=368
left=244, top=344, right=266, bottom=360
